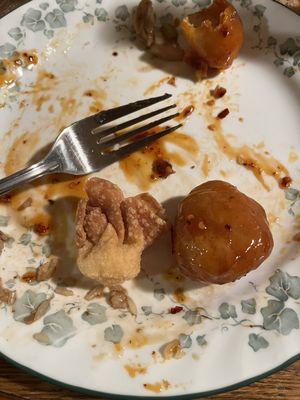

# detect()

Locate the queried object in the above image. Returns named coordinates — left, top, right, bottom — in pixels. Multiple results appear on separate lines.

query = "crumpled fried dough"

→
left=124, top=193, right=167, bottom=247
left=133, top=0, right=156, bottom=48
left=76, top=178, right=168, bottom=286
left=78, top=220, right=144, bottom=286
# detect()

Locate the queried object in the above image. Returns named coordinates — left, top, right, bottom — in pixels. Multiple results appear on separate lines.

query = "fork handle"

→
left=0, top=160, right=59, bottom=197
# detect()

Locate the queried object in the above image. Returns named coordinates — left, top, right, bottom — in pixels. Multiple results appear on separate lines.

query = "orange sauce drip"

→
left=197, top=86, right=291, bottom=191
left=124, top=364, right=147, bottom=378
left=127, top=332, right=149, bottom=349
left=176, top=105, right=195, bottom=122
left=144, top=76, right=172, bottom=96
left=164, top=266, right=185, bottom=283
left=201, top=154, right=211, bottom=177
left=84, top=89, right=107, bottom=114
left=143, top=380, right=171, bottom=393
left=119, top=130, right=199, bottom=190
left=173, top=287, right=186, bottom=303
left=213, top=128, right=289, bottom=191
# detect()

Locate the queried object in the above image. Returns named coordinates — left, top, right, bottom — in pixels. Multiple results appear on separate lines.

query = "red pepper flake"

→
left=34, top=223, right=50, bottom=235
left=0, top=194, right=11, bottom=203
left=152, top=158, right=174, bottom=179
left=279, top=176, right=292, bottom=188
left=217, top=108, right=230, bottom=119
left=170, top=306, right=183, bottom=314
left=210, top=85, right=227, bottom=99
left=21, top=270, right=37, bottom=283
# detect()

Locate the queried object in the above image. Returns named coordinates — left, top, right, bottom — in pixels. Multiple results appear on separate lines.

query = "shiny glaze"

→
left=174, top=180, right=274, bottom=284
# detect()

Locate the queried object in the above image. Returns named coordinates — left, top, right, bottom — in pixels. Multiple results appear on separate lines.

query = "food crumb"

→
left=161, top=339, right=184, bottom=360
left=207, top=124, right=215, bottom=131
left=54, top=286, right=74, bottom=296
left=17, top=197, right=32, bottom=211
left=167, top=76, right=176, bottom=86
left=112, top=51, right=118, bottom=56
left=143, top=380, right=170, bottom=393
left=238, top=117, right=244, bottom=122
left=206, top=99, right=215, bottom=106
left=84, top=285, right=103, bottom=301
left=124, top=364, right=147, bottom=378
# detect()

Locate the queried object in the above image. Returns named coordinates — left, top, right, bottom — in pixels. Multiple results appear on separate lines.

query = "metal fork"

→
left=0, top=93, right=182, bottom=196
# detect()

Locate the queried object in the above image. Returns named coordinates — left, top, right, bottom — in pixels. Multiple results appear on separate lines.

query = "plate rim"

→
left=0, top=0, right=299, bottom=398
left=1, top=349, right=299, bottom=399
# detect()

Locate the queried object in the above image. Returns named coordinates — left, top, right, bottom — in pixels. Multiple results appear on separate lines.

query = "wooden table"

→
left=1, top=0, right=300, bottom=399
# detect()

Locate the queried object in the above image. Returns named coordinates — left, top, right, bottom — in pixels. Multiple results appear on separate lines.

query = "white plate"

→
left=0, top=0, right=300, bottom=398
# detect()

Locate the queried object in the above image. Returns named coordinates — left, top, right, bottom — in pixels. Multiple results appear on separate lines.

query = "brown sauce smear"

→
left=196, top=84, right=291, bottom=191
left=120, top=129, right=199, bottom=190
left=84, top=89, right=107, bottom=114
left=173, top=287, right=186, bottom=303
left=4, top=131, right=86, bottom=233
left=4, top=132, right=40, bottom=176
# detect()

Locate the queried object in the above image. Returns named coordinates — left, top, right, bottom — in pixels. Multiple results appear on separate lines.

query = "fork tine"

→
left=93, top=93, right=172, bottom=125
left=109, top=124, right=183, bottom=160
left=99, top=112, right=180, bottom=149
left=92, top=104, right=177, bottom=136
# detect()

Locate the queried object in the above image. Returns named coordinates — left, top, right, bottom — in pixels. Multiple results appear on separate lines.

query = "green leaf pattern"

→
left=241, top=298, right=256, bottom=314
left=104, top=324, right=124, bottom=344
left=248, top=333, right=269, bottom=352
left=13, top=290, right=47, bottom=322
left=33, top=310, right=76, bottom=347
left=45, top=9, right=67, bottom=28
left=56, top=0, right=78, bottom=13
left=21, top=8, right=46, bottom=32
left=219, top=303, right=237, bottom=319
left=81, top=303, right=107, bottom=325
left=179, top=333, right=192, bottom=348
